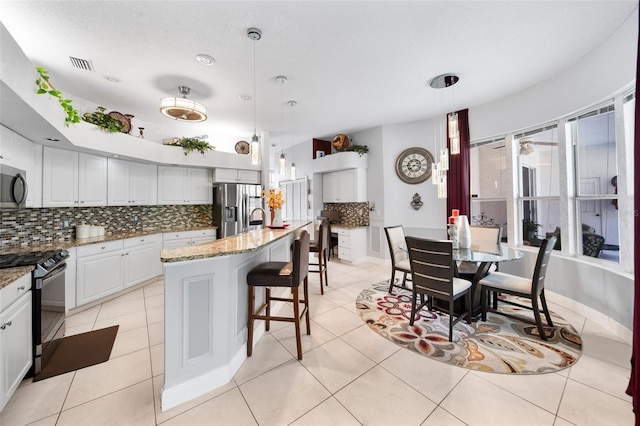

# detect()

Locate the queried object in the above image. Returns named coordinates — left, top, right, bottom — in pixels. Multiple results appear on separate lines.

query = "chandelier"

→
left=160, top=86, right=207, bottom=122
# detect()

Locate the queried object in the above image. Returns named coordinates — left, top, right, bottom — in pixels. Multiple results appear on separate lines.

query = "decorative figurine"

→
left=410, top=193, right=423, bottom=210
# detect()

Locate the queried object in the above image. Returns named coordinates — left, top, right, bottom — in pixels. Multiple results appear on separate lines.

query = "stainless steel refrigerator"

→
left=212, top=184, right=264, bottom=239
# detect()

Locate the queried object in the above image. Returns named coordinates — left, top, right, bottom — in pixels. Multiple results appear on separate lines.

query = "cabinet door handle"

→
left=140, top=239, right=145, bottom=242
left=101, top=246, right=106, bottom=249
left=17, top=286, right=25, bottom=290
left=1, top=321, right=12, bottom=329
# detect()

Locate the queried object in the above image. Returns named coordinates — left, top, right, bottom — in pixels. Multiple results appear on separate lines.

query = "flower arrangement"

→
left=262, top=189, right=284, bottom=210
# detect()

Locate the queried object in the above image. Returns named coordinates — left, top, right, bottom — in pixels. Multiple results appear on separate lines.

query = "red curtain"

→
left=626, top=11, right=640, bottom=424
left=446, top=109, right=470, bottom=217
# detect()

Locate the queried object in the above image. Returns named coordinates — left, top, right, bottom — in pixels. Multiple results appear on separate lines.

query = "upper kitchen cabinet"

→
left=0, top=125, right=42, bottom=207
left=107, top=158, right=157, bottom=206
left=212, top=168, right=260, bottom=184
left=322, top=168, right=367, bottom=203
left=43, top=147, right=107, bottom=207
left=158, top=166, right=212, bottom=205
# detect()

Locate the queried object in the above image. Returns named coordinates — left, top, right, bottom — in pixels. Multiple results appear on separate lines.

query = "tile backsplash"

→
left=0, top=205, right=212, bottom=249
left=322, top=202, right=369, bottom=226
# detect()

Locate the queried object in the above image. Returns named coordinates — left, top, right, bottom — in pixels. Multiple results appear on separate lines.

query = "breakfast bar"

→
left=159, top=221, right=310, bottom=411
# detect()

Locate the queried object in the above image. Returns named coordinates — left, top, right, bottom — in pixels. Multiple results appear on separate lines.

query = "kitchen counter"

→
left=331, top=224, right=369, bottom=230
left=161, top=220, right=311, bottom=411
left=0, top=266, right=34, bottom=289
left=161, top=221, right=309, bottom=263
left=0, top=225, right=217, bottom=255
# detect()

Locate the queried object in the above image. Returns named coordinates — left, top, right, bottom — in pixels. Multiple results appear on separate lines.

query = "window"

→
left=470, top=138, right=508, bottom=242
left=515, top=125, right=560, bottom=247
left=569, top=103, right=620, bottom=263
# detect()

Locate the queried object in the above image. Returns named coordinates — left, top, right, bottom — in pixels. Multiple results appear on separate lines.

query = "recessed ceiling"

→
left=0, top=1, right=636, bottom=153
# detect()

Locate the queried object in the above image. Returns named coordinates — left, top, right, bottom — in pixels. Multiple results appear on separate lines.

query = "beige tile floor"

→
left=1, top=258, right=634, bottom=426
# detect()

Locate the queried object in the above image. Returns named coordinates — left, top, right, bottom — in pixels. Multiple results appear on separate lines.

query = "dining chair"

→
left=479, top=235, right=557, bottom=341
left=309, top=218, right=330, bottom=294
left=405, top=237, right=473, bottom=342
left=456, top=225, right=502, bottom=277
left=384, top=225, right=412, bottom=293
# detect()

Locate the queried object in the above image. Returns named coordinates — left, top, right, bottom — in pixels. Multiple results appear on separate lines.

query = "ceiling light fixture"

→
left=248, top=27, right=262, bottom=166
left=289, top=100, right=297, bottom=180
left=277, top=75, right=287, bottom=175
left=160, top=86, right=207, bottom=122
left=195, top=54, right=216, bottom=65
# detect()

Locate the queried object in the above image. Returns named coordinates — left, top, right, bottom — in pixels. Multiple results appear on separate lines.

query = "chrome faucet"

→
left=250, top=207, right=266, bottom=229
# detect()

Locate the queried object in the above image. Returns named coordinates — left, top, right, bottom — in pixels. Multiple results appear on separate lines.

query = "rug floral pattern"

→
left=356, top=282, right=582, bottom=374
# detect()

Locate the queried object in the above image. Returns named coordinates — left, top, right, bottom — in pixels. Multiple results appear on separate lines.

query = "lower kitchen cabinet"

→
left=76, top=234, right=162, bottom=306
left=0, top=273, right=32, bottom=412
left=162, top=229, right=216, bottom=249
left=335, top=227, right=367, bottom=265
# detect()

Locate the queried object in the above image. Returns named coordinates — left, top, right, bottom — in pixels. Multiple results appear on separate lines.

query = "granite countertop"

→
left=1, top=225, right=218, bottom=256
left=161, top=221, right=311, bottom=263
left=0, top=266, right=34, bottom=290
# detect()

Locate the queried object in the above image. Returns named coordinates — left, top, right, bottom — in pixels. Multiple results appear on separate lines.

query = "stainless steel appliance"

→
left=212, top=184, right=263, bottom=238
left=0, top=164, right=28, bottom=209
left=0, top=249, right=69, bottom=375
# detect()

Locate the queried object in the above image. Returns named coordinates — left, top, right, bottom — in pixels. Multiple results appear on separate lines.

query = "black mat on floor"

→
left=34, top=325, right=119, bottom=382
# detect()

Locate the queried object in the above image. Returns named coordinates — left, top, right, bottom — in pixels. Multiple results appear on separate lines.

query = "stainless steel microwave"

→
left=0, top=164, right=28, bottom=209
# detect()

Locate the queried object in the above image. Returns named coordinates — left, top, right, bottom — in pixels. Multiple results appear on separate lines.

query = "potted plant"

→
left=345, top=144, right=369, bottom=157
left=170, top=137, right=215, bottom=156
left=523, top=220, right=542, bottom=243
left=82, top=106, right=125, bottom=133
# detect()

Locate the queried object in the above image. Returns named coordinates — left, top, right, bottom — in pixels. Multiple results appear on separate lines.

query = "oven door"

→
left=33, top=262, right=66, bottom=375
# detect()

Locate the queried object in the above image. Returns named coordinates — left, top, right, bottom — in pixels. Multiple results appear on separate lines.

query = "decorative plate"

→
left=395, top=147, right=435, bottom=184
left=235, top=140, right=250, bottom=154
left=108, top=111, right=131, bottom=134
left=331, top=133, right=350, bottom=151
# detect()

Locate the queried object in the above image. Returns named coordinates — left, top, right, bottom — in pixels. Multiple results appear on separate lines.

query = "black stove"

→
left=0, top=249, right=69, bottom=278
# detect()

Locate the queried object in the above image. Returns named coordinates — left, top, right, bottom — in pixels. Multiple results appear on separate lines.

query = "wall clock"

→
left=395, top=147, right=435, bottom=184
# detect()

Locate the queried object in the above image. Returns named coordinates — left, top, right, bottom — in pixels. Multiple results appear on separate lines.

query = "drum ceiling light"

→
left=160, top=86, right=207, bottom=122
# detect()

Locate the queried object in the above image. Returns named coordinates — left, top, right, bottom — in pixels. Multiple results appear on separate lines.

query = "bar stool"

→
left=247, top=230, right=310, bottom=360
left=309, top=219, right=330, bottom=294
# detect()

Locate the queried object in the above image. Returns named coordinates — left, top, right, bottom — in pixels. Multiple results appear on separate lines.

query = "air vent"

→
left=69, top=57, right=94, bottom=71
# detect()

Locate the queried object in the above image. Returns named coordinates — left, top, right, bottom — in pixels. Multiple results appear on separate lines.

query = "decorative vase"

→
left=457, top=215, right=472, bottom=249
left=271, top=209, right=283, bottom=227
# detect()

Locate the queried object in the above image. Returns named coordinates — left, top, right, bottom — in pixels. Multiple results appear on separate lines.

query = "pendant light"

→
left=288, top=100, right=297, bottom=180
left=160, top=86, right=207, bottom=122
left=248, top=28, right=262, bottom=165
left=276, top=75, right=287, bottom=174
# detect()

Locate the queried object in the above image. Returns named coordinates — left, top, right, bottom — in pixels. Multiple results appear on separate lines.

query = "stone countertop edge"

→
left=0, top=266, right=35, bottom=290
left=161, top=221, right=312, bottom=263
left=0, top=225, right=218, bottom=256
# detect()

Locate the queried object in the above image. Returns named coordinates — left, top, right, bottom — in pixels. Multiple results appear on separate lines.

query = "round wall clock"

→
left=395, top=147, right=435, bottom=184
left=235, top=140, right=250, bottom=154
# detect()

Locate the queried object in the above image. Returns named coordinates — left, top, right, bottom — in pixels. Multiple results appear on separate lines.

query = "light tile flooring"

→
left=1, top=258, right=634, bottom=426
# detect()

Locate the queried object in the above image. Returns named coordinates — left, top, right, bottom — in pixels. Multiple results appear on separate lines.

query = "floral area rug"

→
left=356, top=282, right=582, bottom=374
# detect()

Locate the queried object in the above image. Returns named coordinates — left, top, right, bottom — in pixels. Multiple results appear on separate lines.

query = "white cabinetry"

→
left=0, top=272, right=32, bottom=412
left=43, top=147, right=107, bottom=207
left=322, top=168, right=367, bottom=203
left=0, top=125, right=42, bottom=207
left=76, top=234, right=162, bottom=306
left=162, top=229, right=216, bottom=249
left=212, top=168, right=260, bottom=184
left=107, top=158, right=157, bottom=206
left=335, top=227, right=367, bottom=264
left=158, top=166, right=212, bottom=205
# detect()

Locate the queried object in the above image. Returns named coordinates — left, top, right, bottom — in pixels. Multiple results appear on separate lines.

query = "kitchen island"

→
left=159, top=221, right=311, bottom=411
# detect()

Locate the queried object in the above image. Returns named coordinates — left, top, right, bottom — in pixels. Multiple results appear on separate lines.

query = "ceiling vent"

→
left=69, top=57, right=94, bottom=71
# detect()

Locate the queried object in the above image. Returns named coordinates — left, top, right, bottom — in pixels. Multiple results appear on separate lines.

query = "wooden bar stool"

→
left=309, top=219, right=330, bottom=294
left=247, top=230, right=310, bottom=360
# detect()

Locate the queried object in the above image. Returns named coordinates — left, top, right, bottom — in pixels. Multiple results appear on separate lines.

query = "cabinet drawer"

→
left=77, top=239, right=123, bottom=257
left=0, top=273, right=31, bottom=312
left=336, top=228, right=350, bottom=236
left=123, top=233, right=161, bottom=249
left=338, top=247, right=352, bottom=260
left=163, top=229, right=215, bottom=241
left=338, top=235, right=351, bottom=248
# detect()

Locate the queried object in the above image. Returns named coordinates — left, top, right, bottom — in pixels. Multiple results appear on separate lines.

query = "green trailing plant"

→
left=82, top=106, right=124, bottom=133
left=345, top=144, right=369, bottom=156
left=35, top=67, right=81, bottom=126
left=176, top=137, right=215, bottom=156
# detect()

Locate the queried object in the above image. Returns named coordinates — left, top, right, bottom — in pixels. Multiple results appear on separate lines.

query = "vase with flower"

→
left=262, top=188, right=285, bottom=227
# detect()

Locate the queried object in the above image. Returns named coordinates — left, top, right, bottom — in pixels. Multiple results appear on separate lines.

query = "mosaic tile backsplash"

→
left=0, top=205, right=213, bottom=249
left=322, top=202, right=369, bottom=226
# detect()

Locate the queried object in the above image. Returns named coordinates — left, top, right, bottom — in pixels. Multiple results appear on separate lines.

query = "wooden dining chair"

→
left=479, top=235, right=557, bottom=341
left=384, top=225, right=412, bottom=293
left=405, top=237, right=473, bottom=342
left=456, top=225, right=502, bottom=277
